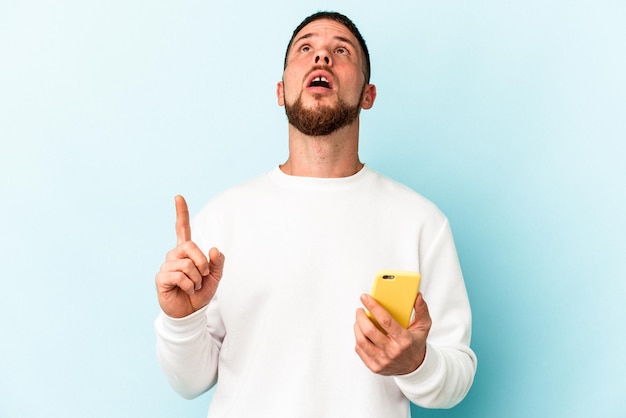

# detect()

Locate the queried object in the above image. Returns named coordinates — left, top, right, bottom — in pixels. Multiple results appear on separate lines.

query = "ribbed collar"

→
left=267, top=164, right=373, bottom=191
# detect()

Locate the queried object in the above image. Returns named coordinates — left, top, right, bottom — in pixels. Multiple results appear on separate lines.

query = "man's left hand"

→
left=354, top=293, right=432, bottom=375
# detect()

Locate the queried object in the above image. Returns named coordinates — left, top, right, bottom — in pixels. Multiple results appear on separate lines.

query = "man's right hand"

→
left=155, top=195, right=225, bottom=318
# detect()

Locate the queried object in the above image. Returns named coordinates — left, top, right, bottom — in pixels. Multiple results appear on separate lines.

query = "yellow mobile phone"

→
left=366, top=270, right=421, bottom=333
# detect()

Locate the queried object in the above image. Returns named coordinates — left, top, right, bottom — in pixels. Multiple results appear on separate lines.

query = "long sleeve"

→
left=155, top=298, right=225, bottom=399
left=394, top=218, right=477, bottom=408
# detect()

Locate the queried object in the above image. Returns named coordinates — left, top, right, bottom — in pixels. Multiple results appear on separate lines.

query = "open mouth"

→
left=309, top=76, right=332, bottom=89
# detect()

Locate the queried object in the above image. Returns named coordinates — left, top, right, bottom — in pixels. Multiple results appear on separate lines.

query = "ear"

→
left=360, top=84, right=377, bottom=110
left=277, top=81, right=285, bottom=107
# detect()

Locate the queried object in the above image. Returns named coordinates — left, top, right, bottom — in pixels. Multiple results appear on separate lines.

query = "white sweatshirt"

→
left=155, top=166, right=477, bottom=417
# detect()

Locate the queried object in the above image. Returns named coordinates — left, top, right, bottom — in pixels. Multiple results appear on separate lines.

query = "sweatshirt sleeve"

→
left=393, top=217, right=477, bottom=408
left=154, top=297, right=225, bottom=399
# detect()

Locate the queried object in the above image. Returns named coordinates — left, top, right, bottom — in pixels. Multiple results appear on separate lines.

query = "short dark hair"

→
left=284, top=11, right=371, bottom=83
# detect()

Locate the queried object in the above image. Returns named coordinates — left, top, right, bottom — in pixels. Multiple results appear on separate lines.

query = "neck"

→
left=280, top=120, right=363, bottom=178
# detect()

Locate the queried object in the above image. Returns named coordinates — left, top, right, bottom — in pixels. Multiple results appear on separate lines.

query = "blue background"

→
left=1, top=1, right=624, bottom=417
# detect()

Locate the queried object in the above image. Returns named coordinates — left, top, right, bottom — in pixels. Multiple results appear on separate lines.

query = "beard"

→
left=284, top=93, right=361, bottom=137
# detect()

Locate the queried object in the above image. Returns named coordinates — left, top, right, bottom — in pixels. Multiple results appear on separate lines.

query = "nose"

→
left=315, top=53, right=330, bottom=65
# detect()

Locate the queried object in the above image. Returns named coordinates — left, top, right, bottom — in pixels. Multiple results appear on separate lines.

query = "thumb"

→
left=208, top=247, right=225, bottom=277
left=409, top=293, right=432, bottom=331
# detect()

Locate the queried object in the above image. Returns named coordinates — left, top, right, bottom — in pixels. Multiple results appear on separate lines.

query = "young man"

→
left=155, top=11, right=476, bottom=417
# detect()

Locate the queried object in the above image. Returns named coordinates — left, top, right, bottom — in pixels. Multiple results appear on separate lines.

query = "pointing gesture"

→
left=175, top=195, right=192, bottom=245
left=156, top=195, right=225, bottom=318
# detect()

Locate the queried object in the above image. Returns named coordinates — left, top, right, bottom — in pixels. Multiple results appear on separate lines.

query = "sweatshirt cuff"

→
left=393, top=342, right=442, bottom=386
left=155, top=306, right=210, bottom=339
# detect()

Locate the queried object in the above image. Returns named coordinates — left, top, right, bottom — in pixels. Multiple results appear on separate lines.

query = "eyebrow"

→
left=291, top=32, right=359, bottom=52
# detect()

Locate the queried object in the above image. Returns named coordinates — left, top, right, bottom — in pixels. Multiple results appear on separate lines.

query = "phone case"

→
left=366, top=270, right=421, bottom=333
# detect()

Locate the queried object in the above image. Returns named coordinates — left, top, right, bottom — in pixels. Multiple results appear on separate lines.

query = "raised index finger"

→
left=175, top=195, right=191, bottom=245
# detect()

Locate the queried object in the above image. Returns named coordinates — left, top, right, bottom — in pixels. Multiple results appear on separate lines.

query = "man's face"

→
left=277, top=19, right=375, bottom=136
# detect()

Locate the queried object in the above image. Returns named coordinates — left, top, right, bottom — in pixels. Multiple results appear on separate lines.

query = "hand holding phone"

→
left=366, top=270, right=421, bottom=333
